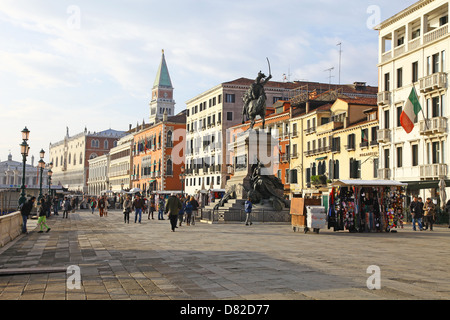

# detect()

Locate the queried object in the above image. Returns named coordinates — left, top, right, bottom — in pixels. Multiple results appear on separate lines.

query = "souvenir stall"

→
left=329, top=180, right=407, bottom=233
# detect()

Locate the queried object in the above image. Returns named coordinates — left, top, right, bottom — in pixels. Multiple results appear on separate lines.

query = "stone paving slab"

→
left=0, top=209, right=449, bottom=302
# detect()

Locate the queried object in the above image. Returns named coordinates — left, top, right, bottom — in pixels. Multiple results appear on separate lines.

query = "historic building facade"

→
left=49, top=128, right=125, bottom=192
left=375, top=0, right=450, bottom=199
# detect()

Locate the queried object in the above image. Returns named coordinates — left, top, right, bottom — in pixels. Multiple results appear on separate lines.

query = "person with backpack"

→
left=165, top=193, right=182, bottom=232
left=190, top=196, right=199, bottom=225
left=90, top=197, right=97, bottom=214
left=20, top=196, right=36, bottom=234
left=184, top=198, right=194, bottom=226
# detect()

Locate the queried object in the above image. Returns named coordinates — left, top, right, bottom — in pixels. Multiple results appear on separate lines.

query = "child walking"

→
left=37, top=198, right=51, bottom=233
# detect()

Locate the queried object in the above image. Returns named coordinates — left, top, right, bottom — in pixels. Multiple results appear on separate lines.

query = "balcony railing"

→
left=377, top=91, right=390, bottom=105
left=419, top=72, right=447, bottom=92
left=378, top=168, right=391, bottom=180
left=419, top=164, right=447, bottom=179
left=424, top=24, right=448, bottom=45
left=419, top=117, right=447, bottom=135
left=377, top=128, right=391, bottom=143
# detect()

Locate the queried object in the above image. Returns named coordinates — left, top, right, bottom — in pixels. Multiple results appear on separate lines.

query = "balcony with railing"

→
left=377, top=91, right=390, bottom=105
left=419, top=117, right=447, bottom=135
left=378, top=168, right=391, bottom=180
left=419, top=72, right=447, bottom=92
left=377, top=128, right=391, bottom=143
left=419, top=164, right=447, bottom=179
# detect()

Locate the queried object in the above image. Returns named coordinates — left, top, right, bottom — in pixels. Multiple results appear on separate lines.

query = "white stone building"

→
left=87, top=153, right=110, bottom=196
left=375, top=0, right=450, bottom=200
left=108, top=133, right=134, bottom=192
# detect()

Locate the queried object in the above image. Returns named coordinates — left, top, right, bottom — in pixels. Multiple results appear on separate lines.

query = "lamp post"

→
left=38, top=149, right=45, bottom=202
left=179, top=165, right=186, bottom=197
left=18, top=127, right=30, bottom=206
left=48, top=161, right=53, bottom=197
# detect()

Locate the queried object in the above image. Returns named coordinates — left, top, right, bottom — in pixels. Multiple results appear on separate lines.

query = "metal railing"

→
left=200, top=208, right=291, bottom=223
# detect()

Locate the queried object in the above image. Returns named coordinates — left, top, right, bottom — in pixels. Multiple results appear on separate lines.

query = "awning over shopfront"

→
left=402, top=180, right=450, bottom=191
left=331, top=180, right=407, bottom=187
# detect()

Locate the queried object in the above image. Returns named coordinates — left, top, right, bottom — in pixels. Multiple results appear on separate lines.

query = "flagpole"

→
left=413, top=85, right=429, bottom=130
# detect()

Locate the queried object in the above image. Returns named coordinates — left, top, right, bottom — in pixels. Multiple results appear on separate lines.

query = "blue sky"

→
left=0, top=0, right=417, bottom=163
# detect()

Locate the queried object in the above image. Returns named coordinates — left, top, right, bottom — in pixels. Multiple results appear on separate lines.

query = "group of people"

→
left=123, top=193, right=199, bottom=231
left=409, top=196, right=437, bottom=231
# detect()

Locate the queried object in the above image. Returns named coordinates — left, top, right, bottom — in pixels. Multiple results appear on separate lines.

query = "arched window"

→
left=166, top=158, right=173, bottom=175
left=80, top=153, right=83, bottom=165
left=167, top=130, right=173, bottom=147
left=104, top=140, right=108, bottom=149
left=89, top=153, right=98, bottom=160
left=73, top=153, right=77, bottom=165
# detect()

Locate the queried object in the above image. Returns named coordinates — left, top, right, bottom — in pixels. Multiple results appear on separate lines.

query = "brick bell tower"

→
left=149, top=49, right=175, bottom=125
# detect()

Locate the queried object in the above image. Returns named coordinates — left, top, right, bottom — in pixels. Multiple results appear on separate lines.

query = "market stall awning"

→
left=331, top=179, right=407, bottom=187
left=402, top=180, right=450, bottom=191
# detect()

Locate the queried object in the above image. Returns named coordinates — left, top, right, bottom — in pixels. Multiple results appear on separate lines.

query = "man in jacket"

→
left=165, top=194, right=182, bottom=232
left=20, top=196, right=36, bottom=234
left=410, top=196, right=424, bottom=231
left=132, top=194, right=145, bottom=223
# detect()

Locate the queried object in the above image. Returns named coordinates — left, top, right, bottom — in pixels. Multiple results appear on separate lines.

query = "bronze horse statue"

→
left=242, top=61, right=272, bottom=131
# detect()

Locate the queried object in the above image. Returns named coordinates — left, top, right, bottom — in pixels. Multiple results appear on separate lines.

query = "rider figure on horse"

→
left=242, top=71, right=272, bottom=127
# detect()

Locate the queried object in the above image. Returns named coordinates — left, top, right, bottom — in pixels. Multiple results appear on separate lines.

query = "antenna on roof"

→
left=324, top=67, right=334, bottom=90
left=337, top=42, right=342, bottom=85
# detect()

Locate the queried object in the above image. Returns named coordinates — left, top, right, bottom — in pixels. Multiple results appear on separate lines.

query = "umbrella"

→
left=439, top=179, right=446, bottom=210
left=129, top=188, right=142, bottom=194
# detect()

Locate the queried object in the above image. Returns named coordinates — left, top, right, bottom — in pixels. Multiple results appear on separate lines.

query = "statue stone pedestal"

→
left=225, top=129, right=284, bottom=210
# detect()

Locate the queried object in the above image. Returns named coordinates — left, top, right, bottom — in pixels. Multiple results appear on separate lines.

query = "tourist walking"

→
left=184, top=198, right=193, bottom=226
left=37, top=198, right=51, bottom=233
left=98, top=196, right=106, bottom=217
left=90, top=197, right=97, bottom=214
left=165, top=193, right=182, bottom=232
left=122, top=195, right=132, bottom=224
left=62, top=196, right=71, bottom=219
left=52, top=196, right=59, bottom=216
left=158, top=196, right=165, bottom=220
left=148, top=198, right=155, bottom=220
left=132, top=194, right=145, bottom=223
left=190, top=196, right=199, bottom=225
left=178, top=198, right=185, bottom=227
left=20, top=196, right=36, bottom=234
left=245, top=197, right=253, bottom=226
left=423, top=198, right=436, bottom=231
left=410, top=196, right=423, bottom=231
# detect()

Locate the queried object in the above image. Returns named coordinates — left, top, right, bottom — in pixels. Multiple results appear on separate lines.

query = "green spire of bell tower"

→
left=153, top=49, right=173, bottom=88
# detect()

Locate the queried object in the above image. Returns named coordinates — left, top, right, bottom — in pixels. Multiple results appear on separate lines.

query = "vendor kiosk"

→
left=329, top=180, right=407, bottom=233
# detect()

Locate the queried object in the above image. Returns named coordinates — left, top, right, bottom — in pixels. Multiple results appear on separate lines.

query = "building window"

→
left=397, top=146, right=403, bottom=168
left=412, top=61, right=419, bottom=83
left=412, top=144, right=419, bottom=166
left=227, top=112, right=233, bottom=121
left=166, top=159, right=173, bottom=176
left=397, top=68, right=403, bottom=88
left=432, top=142, right=440, bottom=164
left=384, top=73, right=390, bottom=91
left=225, top=94, right=235, bottom=103
left=397, top=106, right=402, bottom=127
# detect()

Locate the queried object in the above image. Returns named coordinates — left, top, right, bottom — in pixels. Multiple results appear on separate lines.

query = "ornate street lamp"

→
left=18, top=127, right=30, bottom=206
left=48, top=161, right=53, bottom=197
left=38, top=149, right=45, bottom=201
left=179, top=165, right=186, bottom=197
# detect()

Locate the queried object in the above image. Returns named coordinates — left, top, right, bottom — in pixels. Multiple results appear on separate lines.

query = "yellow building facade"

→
left=290, top=97, right=379, bottom=196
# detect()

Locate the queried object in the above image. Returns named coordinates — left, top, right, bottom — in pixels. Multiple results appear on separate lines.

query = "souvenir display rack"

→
left=328, top=180, right=407, bottom=233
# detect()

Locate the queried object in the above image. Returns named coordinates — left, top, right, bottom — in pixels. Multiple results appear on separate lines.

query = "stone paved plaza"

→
left=0, top=209, right=449, bottom=301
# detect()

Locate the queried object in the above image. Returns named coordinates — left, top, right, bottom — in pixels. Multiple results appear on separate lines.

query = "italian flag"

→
left=400, top=87, right=422, bottom=134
